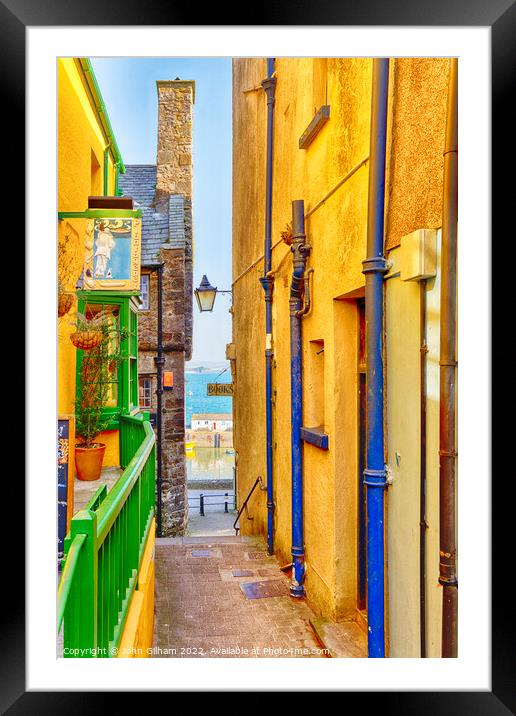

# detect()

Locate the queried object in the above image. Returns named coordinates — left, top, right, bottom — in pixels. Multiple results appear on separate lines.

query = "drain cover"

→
left=246, top=552, right=267, bottom=560
left=232, top=570, right=254, bottom=577
left=191, top=550, right=212, bottom=557
left=240, top=580, right=289, bottom=599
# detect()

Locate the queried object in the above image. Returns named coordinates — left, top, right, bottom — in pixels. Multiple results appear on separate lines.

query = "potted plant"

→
left=74, top=311, right=121, bottom=481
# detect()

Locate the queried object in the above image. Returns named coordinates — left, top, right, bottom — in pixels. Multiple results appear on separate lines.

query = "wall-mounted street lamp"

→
left=194, top=274, right=232, bottom=312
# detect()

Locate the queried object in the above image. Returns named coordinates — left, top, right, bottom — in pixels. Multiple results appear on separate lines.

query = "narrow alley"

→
left=152, top=535, right=363, bottom=658
left=56, top=53, right=461, bottom=667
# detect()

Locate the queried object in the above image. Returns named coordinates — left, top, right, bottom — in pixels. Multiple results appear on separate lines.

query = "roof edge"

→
left=77, top=58, right=125, bottom=173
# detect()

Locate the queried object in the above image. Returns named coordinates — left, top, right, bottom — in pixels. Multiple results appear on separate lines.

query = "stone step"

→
left=309, top=616, right=367, bottom=658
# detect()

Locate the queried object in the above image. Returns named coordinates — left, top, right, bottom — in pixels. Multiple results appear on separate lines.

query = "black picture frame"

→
left=11, top=0, right=510, bottom=709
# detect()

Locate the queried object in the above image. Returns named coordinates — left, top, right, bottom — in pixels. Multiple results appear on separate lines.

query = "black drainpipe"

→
left=154, top=262, right=165, bottom=537
left=259, top=58, right=277, bottom=556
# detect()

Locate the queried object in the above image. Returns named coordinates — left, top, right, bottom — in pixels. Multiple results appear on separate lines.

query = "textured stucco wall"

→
left=385, top=58, right=450, bottom=250
left=57, top=58, right=119, bottom=469
left=232, top=57, right=452, bottom=647
left=233, top=58, right=372, bottom=621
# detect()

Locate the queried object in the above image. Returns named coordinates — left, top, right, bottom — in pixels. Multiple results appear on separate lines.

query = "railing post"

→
left=64, top=509, right=98, bottom=657
left=200, top=494, right=205, bottom=517
left=224, top=493, right=229, bottom=513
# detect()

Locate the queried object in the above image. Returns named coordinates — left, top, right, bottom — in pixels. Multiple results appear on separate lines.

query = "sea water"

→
left=184, top=371, right=232, bottom=429
left=185, top=371, right=234, bottom=486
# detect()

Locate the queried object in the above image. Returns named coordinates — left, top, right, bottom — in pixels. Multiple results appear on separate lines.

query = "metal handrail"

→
left=57, top=411, right=156, bottom=656
left=233, top=476, right=266, bottom=535
left=96, top=416, right=155, bottom=546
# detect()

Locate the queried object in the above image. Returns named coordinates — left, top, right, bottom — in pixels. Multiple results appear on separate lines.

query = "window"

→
left=75, top=292, right=140, bottom=428
left=139, top=274, right=150, bottom=310
left=139, top=377, right=153, bottom=409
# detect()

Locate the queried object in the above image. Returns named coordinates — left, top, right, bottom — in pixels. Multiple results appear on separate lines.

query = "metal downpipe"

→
left=362, top=58, right=390, bottom=658
left=155, top=263, right=165, bottom=537
left=420, top=281, right=428, bottom=657
left=289, top=199, right=309, bottom=598
left=259, top=58, right=277, bottom=556
left=439, top=57, right=458, bottom=658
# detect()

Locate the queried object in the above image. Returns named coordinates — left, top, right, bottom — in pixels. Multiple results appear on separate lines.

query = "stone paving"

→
left=153, top=536, right=329, bottom=658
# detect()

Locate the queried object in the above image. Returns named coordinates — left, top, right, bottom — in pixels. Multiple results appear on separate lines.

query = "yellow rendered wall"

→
left=232, top=58, right=372, bottom=620
left=117, top=518, right=155, bottom=657
left=58, top=58, right=119, bottom=470
left=233, top=57, right=451, bottom=647
left=385, top=59, right=450, bottom=250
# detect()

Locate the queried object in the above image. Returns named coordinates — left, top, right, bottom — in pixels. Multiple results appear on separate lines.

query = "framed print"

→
left=12, top=0, right=512, bottom=709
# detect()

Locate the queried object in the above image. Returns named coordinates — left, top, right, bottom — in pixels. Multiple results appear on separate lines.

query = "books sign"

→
left=207, top=383, right=234, bottom=397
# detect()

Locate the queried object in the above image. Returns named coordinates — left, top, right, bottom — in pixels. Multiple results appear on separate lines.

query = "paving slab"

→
left=153, top=536, right=330, bottom=658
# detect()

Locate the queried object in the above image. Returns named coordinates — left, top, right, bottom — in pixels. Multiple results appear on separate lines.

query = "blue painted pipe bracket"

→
left=363, top=468, right=387, bottom=487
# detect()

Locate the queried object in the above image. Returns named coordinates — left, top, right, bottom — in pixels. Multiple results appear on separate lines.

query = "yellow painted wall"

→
left=232, top=57, right=452, bottom=650
left=58, top=58, right=120, bottom=470
left=385, top=59, right=450, bottom=250
left=117, top=518, right=155, bottom=657
left=233, top=58, right=372, bottom=621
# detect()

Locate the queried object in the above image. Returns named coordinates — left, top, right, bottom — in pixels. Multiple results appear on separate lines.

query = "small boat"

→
left=225, top=448, right=235, bottom=455
left=185, top=441, right=196, bottom=453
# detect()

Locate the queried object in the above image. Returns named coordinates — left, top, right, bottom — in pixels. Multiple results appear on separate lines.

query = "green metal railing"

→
left=57, top=412, right=156, bottom=657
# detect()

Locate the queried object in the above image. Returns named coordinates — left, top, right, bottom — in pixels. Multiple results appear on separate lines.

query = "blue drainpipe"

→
left=362, top=58, right=390, bottom=658
left=259, top=58, right=276, bottom=556
left=289, top=199, right=310, bottom=598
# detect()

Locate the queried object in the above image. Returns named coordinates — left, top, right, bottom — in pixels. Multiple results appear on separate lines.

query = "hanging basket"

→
left=70, top=330, right=103, bottom=351
left=58, top=292, right=74, bottom=318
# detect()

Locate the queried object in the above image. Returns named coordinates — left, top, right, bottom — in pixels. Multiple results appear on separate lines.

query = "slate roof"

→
left=118, top=165, right=169, bottom=265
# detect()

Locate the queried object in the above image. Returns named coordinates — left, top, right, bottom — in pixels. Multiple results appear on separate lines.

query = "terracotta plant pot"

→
left=70, top=330, right=103, bottom=351
left=75, top=443, right=106, bottom=481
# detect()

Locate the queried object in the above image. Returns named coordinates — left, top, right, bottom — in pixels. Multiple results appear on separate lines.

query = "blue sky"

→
left=91, top=57, right=232, bottom=364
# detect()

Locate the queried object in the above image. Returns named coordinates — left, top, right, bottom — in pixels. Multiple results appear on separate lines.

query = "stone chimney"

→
left=155, top=78, right=194, bottom=362
left=155, top=80, right=194, bottom=208
left=151, top=80, right=195, bottom=537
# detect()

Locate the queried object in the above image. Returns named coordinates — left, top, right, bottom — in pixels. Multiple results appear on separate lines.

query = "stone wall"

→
left=136, top=79, right=195, bottom=536
left=156, top=80, right=194, bottom=208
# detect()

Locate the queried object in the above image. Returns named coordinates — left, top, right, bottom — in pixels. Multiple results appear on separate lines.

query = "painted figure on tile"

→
left=94, top=222, right=116, bottom=277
